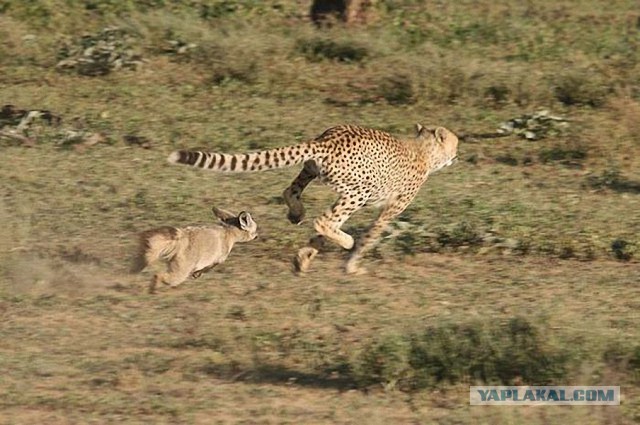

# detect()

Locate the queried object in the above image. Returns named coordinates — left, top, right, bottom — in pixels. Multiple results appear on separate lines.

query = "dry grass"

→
left=1, top=0, right=639, bottom=423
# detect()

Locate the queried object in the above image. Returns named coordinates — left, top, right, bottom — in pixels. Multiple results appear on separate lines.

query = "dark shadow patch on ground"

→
left=224, top=364, right=359, bottom=391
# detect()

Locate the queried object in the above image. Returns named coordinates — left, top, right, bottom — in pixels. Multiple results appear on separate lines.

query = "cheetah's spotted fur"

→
left=168, top=124, right=459, bottom=274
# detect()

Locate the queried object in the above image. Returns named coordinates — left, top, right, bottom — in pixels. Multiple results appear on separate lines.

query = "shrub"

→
left=352, top=317, right=570, bottom=390
left=296, top=37, right=368, bottom=63
left=185, top=40, right=259, bottom=86
left=378, top=74, right=414, bottom=105
left=437, top=221, right=482, bottom=248
left=539, top=145, right=587, bottom=166
left=611, top=238, right=634, bottom=261
left=585, top=167, right=640, bottom=193
left=494, top=153, right=519, bottom=166
left=603, top=341, right=640, bottom=382
left=199, top=0, right=239, bottom=19
left=553, top=71, right=610, bottom=107
left=209, top=60, right=258, bottom=85
left=351, top=335, right=410, bottom=388
left=485, top=84, right=511, bottom=105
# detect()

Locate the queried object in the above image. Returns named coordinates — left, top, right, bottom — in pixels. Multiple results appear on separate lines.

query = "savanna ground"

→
left=1, top=1, right=639, bottom=423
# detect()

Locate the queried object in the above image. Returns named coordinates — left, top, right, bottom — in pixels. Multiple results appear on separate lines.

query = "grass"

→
left=1, top=0, right=639, bottom=423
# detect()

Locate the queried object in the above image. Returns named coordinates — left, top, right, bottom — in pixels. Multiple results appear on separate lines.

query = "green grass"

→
left=1, top=0, right=640, bottom=423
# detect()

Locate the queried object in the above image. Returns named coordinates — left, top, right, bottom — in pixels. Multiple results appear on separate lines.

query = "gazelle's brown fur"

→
left=132, top=207, right=257, bottom=293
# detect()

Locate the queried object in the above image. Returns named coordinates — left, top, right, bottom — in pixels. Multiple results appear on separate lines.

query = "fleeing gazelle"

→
left=132, top=207, right=258, bottom=293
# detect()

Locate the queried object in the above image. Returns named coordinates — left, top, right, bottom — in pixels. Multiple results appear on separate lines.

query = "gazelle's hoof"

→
left=294, top=247, right=318, bottom=274
left=149, top=275, right=160, bottom=294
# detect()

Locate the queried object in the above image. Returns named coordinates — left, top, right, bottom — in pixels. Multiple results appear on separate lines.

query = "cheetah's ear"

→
left=212, top=206, right=236, bottom=222
left=415, top=123, right=432, bottom=137
left=434, top=127, right=449, bottom=144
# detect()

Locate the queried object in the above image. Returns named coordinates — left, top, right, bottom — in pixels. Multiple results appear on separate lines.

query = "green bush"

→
left=603, top=341, right=640, bottom=382
left=484, top=84, right=511, bottom=105
left=184, top=41, right=259, bottom=86
left=611, top=238, right=634, bottom=261
left=539, top=145, right=587, bottom=165
left=296, top=38, right=368, bottom=63
left=378, top=74, right=414, bottom=105
left=494, top=153, right=519, bottom=166
left=437, top=221, right=482, bottom=248
left=352, top=335, right=410, bottom=389
left=209, top=59, right=258, bottom=85
left=585, top=167, right=640, bottom=194
left=352, top=317, right=570, bottom=390
left=553, top=71, right=610, bottom=107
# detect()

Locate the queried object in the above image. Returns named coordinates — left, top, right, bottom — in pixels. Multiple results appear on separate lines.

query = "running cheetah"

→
left=168, top=124, right=459, bottom=274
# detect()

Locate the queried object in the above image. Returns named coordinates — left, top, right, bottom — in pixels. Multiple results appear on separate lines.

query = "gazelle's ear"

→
left=415, top=123, right=424, bottom=136
left=238, top=211, right=254, bottom=230
left=212, top=206, right=236, bottom=221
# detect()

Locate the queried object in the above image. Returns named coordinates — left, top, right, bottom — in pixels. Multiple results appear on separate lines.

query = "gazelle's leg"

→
left=149, top=257, right=192, bottom=293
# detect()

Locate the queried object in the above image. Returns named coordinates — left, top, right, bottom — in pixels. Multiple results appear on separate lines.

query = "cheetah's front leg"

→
left=294, top=235, right=325, bottom=273
left=345, top=197, right=412, bottom=275
left=293, top=194, right=366, bottom=273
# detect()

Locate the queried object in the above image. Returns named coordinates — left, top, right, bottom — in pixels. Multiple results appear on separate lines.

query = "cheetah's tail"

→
left=167, top=142, right=319, bottom=173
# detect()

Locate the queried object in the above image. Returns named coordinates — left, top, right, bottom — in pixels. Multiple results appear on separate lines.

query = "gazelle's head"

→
left=212, top=207, right=258, bottom=241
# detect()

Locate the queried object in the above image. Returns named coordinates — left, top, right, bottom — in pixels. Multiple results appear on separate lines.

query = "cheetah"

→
left=167, top=124, right=459, bottom=274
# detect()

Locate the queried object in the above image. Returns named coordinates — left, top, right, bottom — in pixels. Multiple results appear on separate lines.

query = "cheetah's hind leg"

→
left=283, top=160, right=318, bottom=224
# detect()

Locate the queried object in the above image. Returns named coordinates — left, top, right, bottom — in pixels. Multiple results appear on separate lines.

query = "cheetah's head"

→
left=415, top=124, right=459, bottom=172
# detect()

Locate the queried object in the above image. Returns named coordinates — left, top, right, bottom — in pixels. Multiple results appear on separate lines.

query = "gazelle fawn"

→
left=132, top=207, right=258, bottom=293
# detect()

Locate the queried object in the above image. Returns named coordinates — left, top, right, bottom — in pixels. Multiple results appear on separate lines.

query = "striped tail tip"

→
left=167, top=150, right=182, bottom=164
left=167, top=150, right=202, bottom=166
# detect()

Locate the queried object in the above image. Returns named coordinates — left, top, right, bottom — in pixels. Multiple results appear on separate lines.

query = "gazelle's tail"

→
left=130, top=227, right=180, bottom=273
